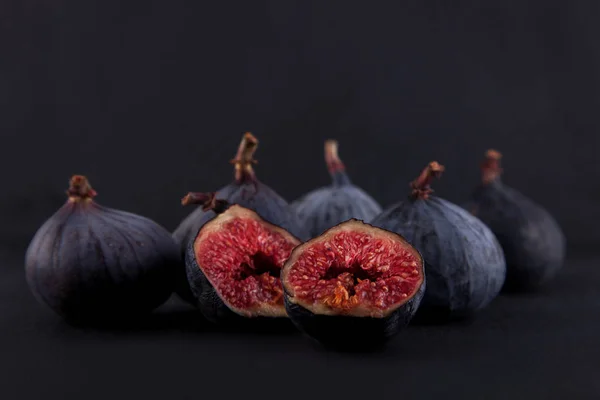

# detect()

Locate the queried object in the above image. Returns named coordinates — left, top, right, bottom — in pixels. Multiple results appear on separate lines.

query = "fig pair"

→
left=367, top=151, right=565, bottom=322
left=181, top=191, right=426, bottom=349
left=173, top=134, right=425, bottom=348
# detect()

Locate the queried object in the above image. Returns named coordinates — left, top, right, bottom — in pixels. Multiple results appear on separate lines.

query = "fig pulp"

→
left=292, top=140, right=382, bottom=238
left=183, top=192, right=301, bottom=324
left=173, top=132, right=308, bottom=304
left=24, top=176, right=179, bottom=323
left=370, top=162, right=506, bottom=322
left=464, top=150, right=566, bottom=291
left=281, top=219, right=425, bottom=349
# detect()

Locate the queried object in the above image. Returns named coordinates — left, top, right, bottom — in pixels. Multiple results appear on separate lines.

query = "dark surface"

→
left=2, top=251, right=600, bottom=399
left=3, top=1, right=600, bottom=399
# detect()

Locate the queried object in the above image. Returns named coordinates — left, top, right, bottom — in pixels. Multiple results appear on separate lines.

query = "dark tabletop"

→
left=2, top=248, right=598, bottom=400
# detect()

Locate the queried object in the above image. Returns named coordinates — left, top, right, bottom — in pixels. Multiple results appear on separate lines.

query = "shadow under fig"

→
left=409, top=308, right=478, bottom=327
left=60, top=307, right=300, bottom=336
left=60, top=308, right=205, bottom=332
left=307, top=337, right=390, bottom=355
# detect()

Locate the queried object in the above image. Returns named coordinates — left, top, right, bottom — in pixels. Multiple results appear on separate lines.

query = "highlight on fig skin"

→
left=281, top=219, right=426, bottom=349
left=370, top=161, right=507, bottom=323
left=172, top=132, right=309, bottom=305
left=291, top=139, right=383, bottom=238
left=24, top=175, right=180, bottom=324
left=464, top=149, right=566, bottom=292
left=182, top=191, right=301, bottom=324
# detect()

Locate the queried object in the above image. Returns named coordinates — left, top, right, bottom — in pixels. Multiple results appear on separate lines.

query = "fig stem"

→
left=410, top=161, right=445, bottom=200
left=181, top=192, right=230, bottom=214
left=230, top=132, right=258, bottom=183
left=325, top=139, right=345, bottom=174
left=66, top=175, right=97, bottom=201
left=481, top=149, right=503, bottom=184
left=324, top=139, right=351, bottom=186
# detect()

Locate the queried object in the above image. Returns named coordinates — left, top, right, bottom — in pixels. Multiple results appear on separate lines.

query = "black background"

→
left=2, top=1, right=600, bottom=399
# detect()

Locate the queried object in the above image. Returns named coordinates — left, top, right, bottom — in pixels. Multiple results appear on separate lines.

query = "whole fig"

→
left=464, top=150, right=566, bottom=292
left=25, top=175, right=180, bottom=323
left=370, top=162, right=506, bottom=322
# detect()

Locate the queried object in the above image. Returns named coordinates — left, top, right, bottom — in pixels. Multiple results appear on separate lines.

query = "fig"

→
left=464, top=150, right=566, bottom=291
left=292, top=140, right=383, bottom=238
left=173, top=132, right=308, bottom=304
left=280, top=219, right=426, bottom=349
left=24, top=175, right=179, bottom=323
left=370, top=162, right=506, bottom=322
left=182, top=192, right=301, bottom=324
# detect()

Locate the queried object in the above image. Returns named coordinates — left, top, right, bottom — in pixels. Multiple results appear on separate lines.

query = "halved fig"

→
left=281, top=219, right=425, bottom=348
left=183, top=192, right=301, bottom=324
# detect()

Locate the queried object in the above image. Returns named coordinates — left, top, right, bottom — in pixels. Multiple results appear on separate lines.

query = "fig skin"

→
left=283, top=292, right=424, bottom=350
left=292, top=140, right=382, bottom=238
left=173, top=132, right=309, bottom=304
left=370, top=162, right=507, bottom=322
left=185, top=238, right=236, bottom=323
left=24, top=176, right=180, bottom=323
left=183, top=192, right=301, bottom=326
left=463, top=150, right=566, bottom=292
left=281, top=219, right=426, bottom=350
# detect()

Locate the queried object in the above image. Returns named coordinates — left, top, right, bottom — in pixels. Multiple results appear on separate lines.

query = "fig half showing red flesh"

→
left=281, top=219, right=425, bottom=348
left=183, top=192, right=301, bottom=324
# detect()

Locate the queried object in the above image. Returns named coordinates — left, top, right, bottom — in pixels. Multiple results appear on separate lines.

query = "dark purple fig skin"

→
left=464, top=179, right=566, bottom=292
left=25, top=178, right=179, bottom=323
left=370, top=163, right=506, bottom=322
left=184, top=237, right=242, bottom=324
left=292, top=141, right=382, bottom=238
left=173, top=133, right=309, bottom=304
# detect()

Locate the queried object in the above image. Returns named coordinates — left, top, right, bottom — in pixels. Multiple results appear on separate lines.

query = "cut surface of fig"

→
left=281, top=219, right=425, bottom=347
left=183, top=193, right=301, bottom=322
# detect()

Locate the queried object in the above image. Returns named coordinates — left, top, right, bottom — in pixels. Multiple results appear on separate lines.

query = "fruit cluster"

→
left=24, top=132, right=566, bottom=349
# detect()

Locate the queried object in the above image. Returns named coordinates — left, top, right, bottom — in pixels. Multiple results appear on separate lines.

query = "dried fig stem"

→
left=230, top=132, right=258, bottom=183
left=481, top=149, right=503, bottom=185
left=181, top=192, right=230, bottom=214
left=410, top=161, right=445, bottom=200
left=67, top=175, right=97, bottom=201
left=325, top=139, right=345, bottom=175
